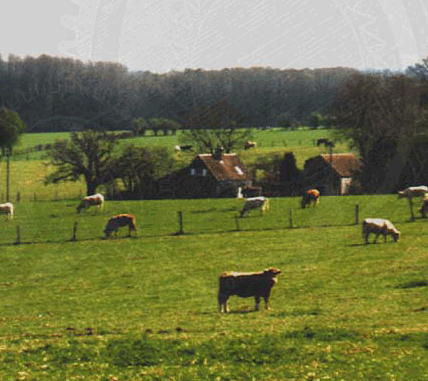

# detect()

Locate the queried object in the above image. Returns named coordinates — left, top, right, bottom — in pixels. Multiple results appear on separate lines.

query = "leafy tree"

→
left=332, top=71, right=428, bottom=192
left=45, top=129, right=119, bottom=195
left=181, top=100, right=252, bottom=153
left=0, top=106, right=27, bottom=155
left=132, top=117, right=148, bottom=136
left=113, top=145, right=178, bottom=198
left=307, top=112, right=323, bottom=129
left=0, top=106, right=26, bottom=201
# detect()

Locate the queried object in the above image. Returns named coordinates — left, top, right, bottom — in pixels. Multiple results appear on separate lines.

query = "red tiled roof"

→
left=320, top=153, right=361, bottom=177
left=197, top=153, right=251, bottom=181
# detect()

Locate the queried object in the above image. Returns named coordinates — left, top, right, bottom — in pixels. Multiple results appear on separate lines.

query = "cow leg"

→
left=364, top=231, right=370, bottom=244
left=218, top=293, right=229, bottom=313
left=263, top=296, right=270, bottom=310
left=254, top=295, right=260, bottom=311
left=373, top=233, right=380, bottom=243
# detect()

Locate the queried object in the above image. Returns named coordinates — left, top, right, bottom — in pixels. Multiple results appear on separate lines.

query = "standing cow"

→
left=301, top=189, right=320, bottom=209
left=239, top=197, right=269, bottom=218
left=104, top=214, right=137, bottom=238
left=76, top=194, right=105, bottom=213
left=218, top=268, right=281, bottom=312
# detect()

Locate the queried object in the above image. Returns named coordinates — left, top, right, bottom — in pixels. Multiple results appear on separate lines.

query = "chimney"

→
left=213, top=146, right=224, bottom=160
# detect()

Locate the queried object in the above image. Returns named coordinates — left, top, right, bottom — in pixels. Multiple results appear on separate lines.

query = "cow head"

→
left=263, top=268, right=281, bottom=277
left=392, top=231, right=401, bottom=242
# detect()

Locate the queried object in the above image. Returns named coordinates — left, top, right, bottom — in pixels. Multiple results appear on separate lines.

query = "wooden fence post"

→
left=176, top=212, right=184, bottom=235
left=354, top=204, right=359, bottom=225
left=71, top=222, right=78, bottom=242
left=235, top=215, right=241, bottom=231
left=289, top=207, right=293, bottom=228
left=15, top=226, right=21, bottom=245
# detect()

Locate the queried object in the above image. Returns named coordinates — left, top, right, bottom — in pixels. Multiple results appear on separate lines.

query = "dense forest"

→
left=0, top=54, right=359, bottom=132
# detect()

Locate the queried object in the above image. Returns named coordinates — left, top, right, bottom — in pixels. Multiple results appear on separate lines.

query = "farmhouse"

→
left=159, top=149, right=252, bottom=198
left=303, top=153, right=361, bottom=195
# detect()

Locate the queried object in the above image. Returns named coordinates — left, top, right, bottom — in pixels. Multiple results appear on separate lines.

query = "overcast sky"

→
left=2, top=0, right=428, bottom=73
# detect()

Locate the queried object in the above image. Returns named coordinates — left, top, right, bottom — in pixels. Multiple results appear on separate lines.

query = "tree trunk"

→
left=86, top=179, right=98, bottom=196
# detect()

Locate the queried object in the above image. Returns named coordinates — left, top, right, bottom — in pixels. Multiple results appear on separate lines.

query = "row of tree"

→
left=333, top=59, right=428, bottom=193
left=0, top=54, right=358, bottom=132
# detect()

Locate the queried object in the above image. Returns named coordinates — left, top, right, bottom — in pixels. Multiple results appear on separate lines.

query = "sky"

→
left=1, top=0, right=428, bottom=73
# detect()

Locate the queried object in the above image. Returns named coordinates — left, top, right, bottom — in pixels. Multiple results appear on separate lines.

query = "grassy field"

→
left=1, top=195, right=428, bottom=380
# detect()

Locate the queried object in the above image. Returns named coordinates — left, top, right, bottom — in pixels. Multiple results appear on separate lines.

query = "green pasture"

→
left=1, top=196, right=428, bottom=380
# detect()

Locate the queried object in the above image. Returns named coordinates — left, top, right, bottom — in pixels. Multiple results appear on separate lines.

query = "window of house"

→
left=190, top=168, right=196, bottom=176
left=202, top=169, right=207, bottom=176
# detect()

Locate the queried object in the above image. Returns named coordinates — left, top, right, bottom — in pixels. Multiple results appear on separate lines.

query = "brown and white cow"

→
left=0, top=202, right=13, bottom=219
left=362, top=218, right=400, bottom=244
left=301, top=189, right=320, bottom=209
left=244, top=141, right=257, bottom=150
left=76, top=193, right=105, bottom=213
left=104, top=214, right=137, bottom=238
left=218, top=268, right=281, bottom=312
left=239, top=196, right=269, bottom=217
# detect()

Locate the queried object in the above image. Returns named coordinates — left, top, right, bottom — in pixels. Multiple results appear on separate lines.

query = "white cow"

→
left=239, top=197, right=269, bottom=218
left=398, top=186, right=428, bottom=199
left=362, top=218, right=400, bottom=244
left=76, top=193, right=105, bottom=213
left=0, top=202, right=13, bottom=219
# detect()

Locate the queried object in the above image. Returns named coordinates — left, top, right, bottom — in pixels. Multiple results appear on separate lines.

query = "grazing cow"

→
left=174, top=145, right=193, bottom=152
left=398, top=186, right=428, bottom=199
left=362, top=218, right=400, bottom=244
left=0, top=202, right=13, bottom=219
left=104, top=214, right=137, bottom=238
left=301, top=189, right=320, bottom=209
left=76, top=193, right=105, bottom=213
left=239, top=196, right=269, bottom=217
left=218, top=268, right=281, bottom=312
left=316, top=138, right=335, bottom=148
left=244, top=141, right=257, bottom=150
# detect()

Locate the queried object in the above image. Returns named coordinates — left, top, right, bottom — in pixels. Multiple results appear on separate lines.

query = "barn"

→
left=159, top=149, right=252, bottom=198
left=303, top=153, right=361, bottom=195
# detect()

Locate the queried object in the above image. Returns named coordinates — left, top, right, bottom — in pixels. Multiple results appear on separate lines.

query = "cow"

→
left=316, top=138, right=334, bottom=148
left=239, top=196, right=269, bottom=218
left=362, top=218, right=400, bottom=244
left=104, top=214, right=137, bottom=238
left=420, top=194, right=428, bottom=218
left=244, top=141, right=257, bottom=150
left=398, top=186, right=428, bottom=199
left=218, top=268, right=281, bottom=313
left=174, top=145, right=193, bottom=152
left=398, top=186, right=428, bottom=220
left=0, top=202, right=13, bottom=219
left=301, top=189, right=320, bottom=209
left=76, top=193, right=105, bottom=213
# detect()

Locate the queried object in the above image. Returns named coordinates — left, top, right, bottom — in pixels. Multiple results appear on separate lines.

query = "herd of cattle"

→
left=1, top=186, right=428, bottom=311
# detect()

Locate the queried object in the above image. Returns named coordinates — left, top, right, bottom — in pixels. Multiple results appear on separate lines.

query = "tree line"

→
left=0, top=54, right=358, bottom=132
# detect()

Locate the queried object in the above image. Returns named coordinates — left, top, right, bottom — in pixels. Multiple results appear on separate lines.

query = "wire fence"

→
left=0, top=195, right=415, bottom=247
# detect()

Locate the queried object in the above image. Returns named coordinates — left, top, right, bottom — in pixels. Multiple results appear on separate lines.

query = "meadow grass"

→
left=1, top=196, right=428, bottom=380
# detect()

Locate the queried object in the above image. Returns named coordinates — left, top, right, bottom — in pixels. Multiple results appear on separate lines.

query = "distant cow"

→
left=362, top=218, right=400, bottom=244
left=104, top=214, right=137, bottom=238
left=239, top=196, right=269, bottom=217
left=316, top=138, right=334, bottom=148
left=0, top=202, right=13, bottom=219
left=301, top=189, right=320, bottom=209
left=174, top=145, right=193, bottom=152
left=77, top=193, right=105, bottom=213
left=218, top=268, right=281, bottom=312
left=398, top=186, right=428, bottom=199
left=244, top=141, right=257, bottom=150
